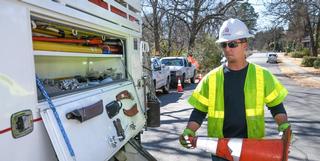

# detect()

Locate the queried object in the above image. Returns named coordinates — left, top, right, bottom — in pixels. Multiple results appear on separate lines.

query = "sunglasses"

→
left=220, top=40, right=246, bottom=48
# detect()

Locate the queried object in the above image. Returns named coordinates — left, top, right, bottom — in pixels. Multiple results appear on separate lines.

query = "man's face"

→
left=220, top=39, right=247, bottom=63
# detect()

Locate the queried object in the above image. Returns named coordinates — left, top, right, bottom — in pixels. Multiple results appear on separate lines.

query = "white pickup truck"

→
left=151, top=58, right=171, bottom=93
left=160, top=57, right=196, bottom=86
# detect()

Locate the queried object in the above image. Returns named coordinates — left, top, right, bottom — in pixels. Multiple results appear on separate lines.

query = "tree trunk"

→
left=168, top=31, right=172, bottom=56
left=305, top=15, right=317, bottom=56
left=152, top=0, right=161, bottom=56
left=188, top=32, right=196, bottom=53
left=188, top=0, right=200, bottom=54
left=167, top=14, right=174, bottom=57
left=315, top=14, right=320, bottom=57
left=304, top=4, right=317, bottom=56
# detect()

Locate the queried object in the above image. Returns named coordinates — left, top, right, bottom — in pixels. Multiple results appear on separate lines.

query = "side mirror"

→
left=161, top=64, right=165, bottom=68
left=188, top=62, right=192, bottom=67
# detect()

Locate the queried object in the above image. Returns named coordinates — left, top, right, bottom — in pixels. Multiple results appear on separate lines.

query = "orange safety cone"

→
left=187, top=127, right=291, bottom=161
left=177, top=77, right=183, bottom=92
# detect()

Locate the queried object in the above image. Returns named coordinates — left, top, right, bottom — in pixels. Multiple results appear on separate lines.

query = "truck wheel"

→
left=162, top=77, right=170, bottom=94
left=190, top=71, right=196, bottom=84
left=153, top=80, right=157, bottom=93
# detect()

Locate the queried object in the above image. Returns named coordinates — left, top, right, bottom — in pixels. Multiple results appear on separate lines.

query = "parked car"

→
left=151, top=57, right=171, bottom=93
left=160, top=57, right=196, bottom=86
left=266, top=53, right=278, bottom=64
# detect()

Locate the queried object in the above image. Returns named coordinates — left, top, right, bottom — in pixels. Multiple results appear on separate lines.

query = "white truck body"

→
left=160, top=57, right=196, bottom=85
left=0, top=0, right=154, bottom=161
left=151, top=58, right=171, bottom=93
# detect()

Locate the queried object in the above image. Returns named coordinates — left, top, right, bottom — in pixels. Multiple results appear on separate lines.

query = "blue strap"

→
left=36, top=76, right=76, bottom=159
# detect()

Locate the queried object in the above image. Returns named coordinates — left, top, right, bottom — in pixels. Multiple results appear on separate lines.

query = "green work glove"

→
left=179, top=128, right=196, bottom=149
left=278, top=122, right=290, bottom=132
left=278, top=122, right=294, bottom=145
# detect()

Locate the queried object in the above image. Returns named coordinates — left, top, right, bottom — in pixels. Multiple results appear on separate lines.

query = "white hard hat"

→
left=216, top=18, right=254, bottom=43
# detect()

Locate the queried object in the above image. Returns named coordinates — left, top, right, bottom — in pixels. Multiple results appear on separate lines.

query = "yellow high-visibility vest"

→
left=188, top=63, right=288, bottom=138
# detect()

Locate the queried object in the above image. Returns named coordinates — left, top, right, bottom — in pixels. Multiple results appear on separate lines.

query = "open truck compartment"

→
left=31, top=17, right=127, bottom=100
left=0, top=0, right=153, bottom=161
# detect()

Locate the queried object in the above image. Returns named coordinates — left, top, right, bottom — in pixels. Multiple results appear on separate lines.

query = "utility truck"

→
left=160, top=57, right=196, bottom=86
left=151, top=57, right=171, bottom=94
left=0, top=0, right=157, bottom=161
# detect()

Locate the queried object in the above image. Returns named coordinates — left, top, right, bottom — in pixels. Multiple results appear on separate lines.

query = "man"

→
left=179, top=18, right=291, bottom=160
left=187, top=53, right=199, bottom=70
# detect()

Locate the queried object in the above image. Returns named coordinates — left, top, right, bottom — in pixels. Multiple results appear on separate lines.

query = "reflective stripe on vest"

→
left=208, top=66, right=224, bottom=137
left=247, top=66, right=264, bottom=117
left=208, top=67, right=217, bottom=118
left=265, top=82, right=282, bottom=103
left=193, top=92, right=209, bottom=106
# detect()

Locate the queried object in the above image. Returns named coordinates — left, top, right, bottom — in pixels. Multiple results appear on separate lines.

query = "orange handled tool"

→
left=32, top=36, right=103, bottom=45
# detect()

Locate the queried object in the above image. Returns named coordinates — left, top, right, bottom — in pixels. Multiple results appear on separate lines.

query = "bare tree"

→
left=165, top=0, right=240, bottom=53
left=161, top=0, right=180, bottom=56
left=225, top=2, right=258, bottom=33
left=267, top=0, right=320, bottom=56
left=142, top=0, right=250, bottom=59
left=142, top=0, right=167, bottom=56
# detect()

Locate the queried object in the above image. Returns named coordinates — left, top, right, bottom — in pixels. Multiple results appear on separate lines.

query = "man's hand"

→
left=278, top=122, right=294, bottom=145
left=179, top=128, right=196, bottom=148
left=278, top=122, right=290, bottom=132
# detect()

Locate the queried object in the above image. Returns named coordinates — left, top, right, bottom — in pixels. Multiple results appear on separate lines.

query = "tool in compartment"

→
left=33, top=36, right=103, bottom=45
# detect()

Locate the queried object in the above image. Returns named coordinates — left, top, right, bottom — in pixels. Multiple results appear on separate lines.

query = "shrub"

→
left=286, top=47, right=292, bottom=53
left=301, top=56, right=318, bottom=67
left=302, top=48, right=310, bottom=56
left=290, top=51, right=304, bottom=58
left=314, top=58, right=320, bottom=69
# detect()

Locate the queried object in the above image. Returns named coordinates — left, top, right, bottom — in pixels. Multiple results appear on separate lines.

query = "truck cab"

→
left=160, top=57, right=196, bottom=86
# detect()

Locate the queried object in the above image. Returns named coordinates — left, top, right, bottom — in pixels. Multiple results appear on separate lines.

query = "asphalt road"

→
left=248, top=53, right=320, bottom=161
left=142, top=52, right=320, bottom=161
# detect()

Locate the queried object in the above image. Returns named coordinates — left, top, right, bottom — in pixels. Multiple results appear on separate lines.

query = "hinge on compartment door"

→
left=113, top=118, right=125, bottom=141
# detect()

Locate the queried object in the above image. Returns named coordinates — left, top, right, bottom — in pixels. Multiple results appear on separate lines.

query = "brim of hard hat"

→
left=216, top=34, right=254, bottom=43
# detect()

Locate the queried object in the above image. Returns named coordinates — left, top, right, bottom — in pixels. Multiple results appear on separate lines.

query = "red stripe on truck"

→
left=33, top=117, right=43, bottom=122
left=0, top=128, right=12, bottom=134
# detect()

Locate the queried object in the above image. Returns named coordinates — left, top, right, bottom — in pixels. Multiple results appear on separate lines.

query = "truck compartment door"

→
left=38, top=82, right=146, bottom=161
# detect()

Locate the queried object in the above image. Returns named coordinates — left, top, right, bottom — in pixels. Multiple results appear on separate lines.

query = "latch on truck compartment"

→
left=11, top=110, right=33, bottom=138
